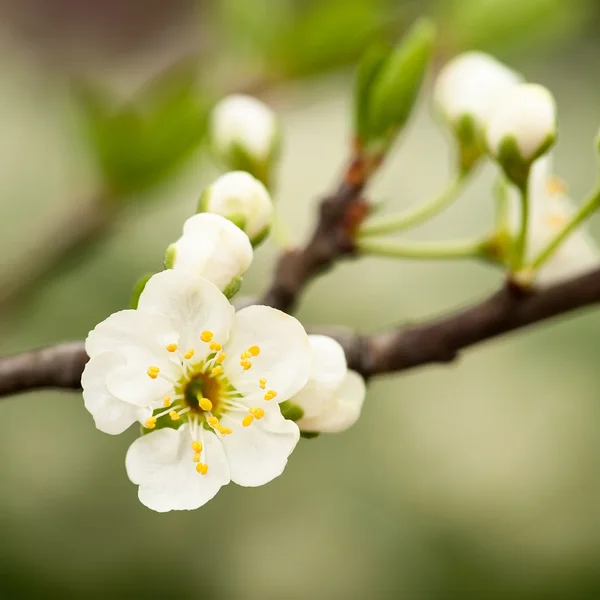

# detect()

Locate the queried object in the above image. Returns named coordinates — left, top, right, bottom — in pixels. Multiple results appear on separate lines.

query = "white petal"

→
left=172, top=213, right=253, bottom=290
left=85, top=309, right=179, bottom=359
left=137, top=269, right=235, bottom=359
left=220, top=402, right=299, bottom=487
left=211, top=94, right=277, bottom=160
left=486, top=83, right=556, bottom=160
left=82, top=352, right=152, bottom=435
left=223, top=305, right=311, bottom=403
left=105, top=364, right=175, bottom=407
left=297, top=371, right=366, bottom=434
left=434, top=51, right=521, bottom=131
left=126, top=425, right=230, bottom=512
left=292, top=335, right=347, bottom=419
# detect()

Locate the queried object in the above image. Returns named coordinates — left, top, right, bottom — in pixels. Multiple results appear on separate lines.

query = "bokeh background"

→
left=1, top=0, right=600, bottom=598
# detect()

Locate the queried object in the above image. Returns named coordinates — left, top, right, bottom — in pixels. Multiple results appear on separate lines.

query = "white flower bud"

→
left=293, top=335, right=366, bottom=434
left=486, top=83, right=557, bottom=184
left=434, top=52, right=521, bottom=171
left=198, top=171, right=273, bottom=246
left=210, top=94, right=279, bottom=185
left=164, top=213, right=253, bottom=297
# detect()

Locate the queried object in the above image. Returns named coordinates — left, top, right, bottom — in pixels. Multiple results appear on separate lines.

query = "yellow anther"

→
left=210, top=342, right=222, bottom=351
left=169, top=410, right=180, bottom=421
left=248, top=345, right=260, bottom=356
left=166, top=343, right=178, bottom=353
left=201, top=331, right=214, bottom=343
left=147, top=366, right=160, bottom=379
left=220, top=427, right=232, bottom=435
left=199, top=397, right=213, bottom=411
left=196, top=463, right=208, bottom=475
left=241, top=360, right=252, bottom=371
left=240, top=351, right=251, bottom=360
left=207, top=416, right=219, bottom=427
left=242, top=415, right=254, bottom=427
left=546, top=176, right=567, bottom=196
left=259, top=377, right=267, bottom=390
left=249, top=407, right=265, bottom=419
left=145, top=417, right=157, bottom=429
left=193, top=452, right=201, bottom=463
left=211, top=366, right=223, bottom=376
left=184, top=348, right=195, bottom=360
left=163, top=396, right=171, bottom=407
left=191, top=441, right=203, bottom=452
left=264, top=390, right=277, bottom=400
left=216, top=353, right=226, bottom=363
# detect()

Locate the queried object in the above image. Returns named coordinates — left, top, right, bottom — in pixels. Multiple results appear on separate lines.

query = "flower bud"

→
left=293, top=335, right=366, bottom=434
left=434, top=51, right=521, bottom=172
left=486, top=83, right=557, bottom=187
left=164, top=213, right=253, bottom=297
left=198, top=171, right=273, bottom=246
left=210, top=94, right=279, bottom=186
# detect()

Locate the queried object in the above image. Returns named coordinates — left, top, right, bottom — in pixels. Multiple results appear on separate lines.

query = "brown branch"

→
left=2, top=267, right=600, bottom=395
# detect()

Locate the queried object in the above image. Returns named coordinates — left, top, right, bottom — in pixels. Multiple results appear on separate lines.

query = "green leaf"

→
left=353, top=41, right=390, bottom=145
left=367, top=18, right=436, bottom=142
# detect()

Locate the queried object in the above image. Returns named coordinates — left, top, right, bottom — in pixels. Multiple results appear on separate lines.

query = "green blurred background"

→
left=2, top=0, right=600, bottom=598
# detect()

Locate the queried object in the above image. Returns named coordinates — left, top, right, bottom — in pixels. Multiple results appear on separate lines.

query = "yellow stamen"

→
left=145, top=417, right=157, bottom=429
left=241, top=360, right=252, bottom=371
left=169, top=410, right=180, bottom=421
left=242, top=415, right=254, bottom=427
left=163, top=397, right=171, bottom=407
left=207, top=416, right=219, bottom=427
left=259, top=377, right=267, bottom=390
left=216, top=353, right=226, bottom=363
left=193, top=452, right=201, bottom=463
left=546, top=176, right=567, bottom=196
left=211, top=366, right=223, bottom=376
left=249, top=407, right=265, bottom=419
left=191, top=441, right=203, bottom=452
left=220, top=427, right=232, bottom=435
left=196, top=463, right=208, bottom=475
left=184, top=348, right=195, bottom=360
left=248, top=345, right=260, bottom=356
left=201, top=331, right=214, bottom=343
left=264, top=390, right=277, bottom=400
left=147, top=366, right=160, bottom=379
left=210, top=342, right=222, bottom=351
left=199, top=398, right=213, bottom=411
left=166, top=343, right=178, bottom=353
left=240, top=351, right=251, bottom=360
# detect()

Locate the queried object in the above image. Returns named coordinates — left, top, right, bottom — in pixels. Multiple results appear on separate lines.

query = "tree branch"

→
left=2, top=267, right=600, bottom=396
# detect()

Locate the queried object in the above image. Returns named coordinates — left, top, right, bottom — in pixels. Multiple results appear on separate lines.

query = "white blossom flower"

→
left=82, top=269, right=311, bottom=512
left=508, top=157, right=600, bottom=285
left=486, top=83, right=557, bottom=164
left=198, top=171, right=273, bottom=246
left=165, top=213, right=253, bottom=295
left=210, top=94, right=279, bottom=181
left=293, top=335, right=366, bottom=434
left=434, top=51, right=521, bottom=135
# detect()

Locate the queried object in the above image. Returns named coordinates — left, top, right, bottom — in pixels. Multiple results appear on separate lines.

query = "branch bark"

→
left=2, top=267, right=600, bottom=396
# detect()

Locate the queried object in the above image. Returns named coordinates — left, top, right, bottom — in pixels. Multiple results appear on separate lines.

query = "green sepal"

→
left=250, top=224, right=271, bottom=248
left=367, top=18, right=436, bottom=142
left=300, top=431, right=320, bottom=440
left=227, top=213, right=248, bottom=231
left=130, top=272, right=155, bottom=309
left=222, top=276, right=243, bottom=300
left=353, top=41, right=390, bottom=145
left=196, top=187, right=211, bottom=213
left=279, top=400, right=304, bottom=422
left=495, top=136, right=530, bottom=191
left=163, top=243, right=177, bottom=269
left=455, top=114, right=483, bottom=175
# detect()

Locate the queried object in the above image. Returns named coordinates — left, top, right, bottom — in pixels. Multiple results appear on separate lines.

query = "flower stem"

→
left=530, top=184, right=600, bottom=271
left=358, top=172, right=468, bottom=237
left=511, top=179, right=530, bottom=271
left=356, top=236, right=493, bottom=261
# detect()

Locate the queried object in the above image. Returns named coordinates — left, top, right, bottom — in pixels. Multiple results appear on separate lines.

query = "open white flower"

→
left=198, top=171, right=273, bottom=246
left=82, top=269, right=311, bottom=512
left=164, top=213, right=253, bottom=295
left=508, top=157, right=600, bottom=285
left=210, top=94, right=279, bottom=182
left=434, top=51, right=521, bottom=136
left=486, top=83, right=557, bottom=165
left=293, top=335, right=366, bottom=434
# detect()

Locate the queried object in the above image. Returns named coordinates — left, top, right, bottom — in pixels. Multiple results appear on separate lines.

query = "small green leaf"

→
left=367, top=18, right=436, bottom=142
left=130, top=272, right=155, bottom=309
left=353, top=41, right=390, bottom=145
